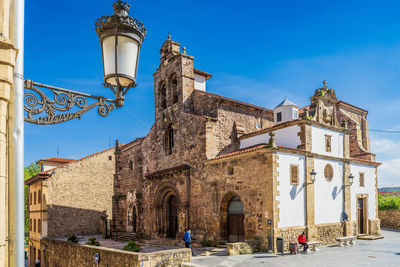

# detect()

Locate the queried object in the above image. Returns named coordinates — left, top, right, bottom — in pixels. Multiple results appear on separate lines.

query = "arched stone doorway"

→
left=166, top=195, right=178, bottom=238
left=221, top=193, right=244, bottom=242
left=127, top=204, right=137, bottom=233
left=156, top=184, right=181, bottom=239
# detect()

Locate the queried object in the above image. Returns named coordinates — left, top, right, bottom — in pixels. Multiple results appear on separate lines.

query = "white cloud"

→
left=371, top=138, right=400, bottom=157
left=378, top=158, right=400, bottom=187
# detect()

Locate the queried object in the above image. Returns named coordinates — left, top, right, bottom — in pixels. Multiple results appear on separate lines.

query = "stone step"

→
left=182, top=263, right=207, bottom=267
left=112, top=233, right=137, bottom=242
left=357, top=235, right=384, bottom=240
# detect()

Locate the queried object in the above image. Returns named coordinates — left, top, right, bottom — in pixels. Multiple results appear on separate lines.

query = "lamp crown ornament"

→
left=113, top=1, right=131, bottom=16
left=95, top=1, right=147, bottom=40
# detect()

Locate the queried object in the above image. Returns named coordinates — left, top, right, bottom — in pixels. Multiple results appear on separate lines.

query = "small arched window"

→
left=165, top=124, right=174, bottom=154
left=171, top=76, right=179, bottom=104
left=159, top=83, right=167, bottom=110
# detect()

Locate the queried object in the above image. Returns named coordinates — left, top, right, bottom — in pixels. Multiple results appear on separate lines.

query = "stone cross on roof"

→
left=323, top=80, right=328, bottom=88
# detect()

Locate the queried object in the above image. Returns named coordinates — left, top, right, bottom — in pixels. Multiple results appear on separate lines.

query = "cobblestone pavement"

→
left=189, top=229, right=400, bottom=267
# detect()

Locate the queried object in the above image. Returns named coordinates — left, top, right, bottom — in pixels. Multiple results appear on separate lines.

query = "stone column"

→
left=343, top=132, right=352, bottom=236
left=343, top=162, right=352, bottom=236
left=305, top=156, right=316, bottom=240
left=0, top=0, right=17, bottom=265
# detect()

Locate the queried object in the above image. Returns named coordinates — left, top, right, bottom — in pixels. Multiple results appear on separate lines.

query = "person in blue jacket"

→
left=184, top=228, right=191, bottom=248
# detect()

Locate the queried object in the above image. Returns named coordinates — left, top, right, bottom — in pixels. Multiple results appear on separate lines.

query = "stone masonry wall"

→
left=201, top=151, right=273, bottom=243
left=379, top=210, right=400, bottom=230
left=47, top=148, right=115, bottom=237
left=41, top=239, right=191, bottom=267
left=206, top=102, right=273, bottom=159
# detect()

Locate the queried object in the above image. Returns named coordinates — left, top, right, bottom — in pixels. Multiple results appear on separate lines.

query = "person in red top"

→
left=298, top=231, right=308, bottom=253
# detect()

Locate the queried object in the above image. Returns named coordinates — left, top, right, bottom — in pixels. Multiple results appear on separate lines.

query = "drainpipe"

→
left=9, top=0, right=24, bottom=266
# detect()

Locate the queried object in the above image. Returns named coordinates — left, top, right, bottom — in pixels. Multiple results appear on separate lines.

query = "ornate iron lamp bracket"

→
left=24, top=79, right=116, bottom=125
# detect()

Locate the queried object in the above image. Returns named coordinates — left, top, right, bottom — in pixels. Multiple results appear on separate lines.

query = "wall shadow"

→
left=47, top=205, right=107, bottom=238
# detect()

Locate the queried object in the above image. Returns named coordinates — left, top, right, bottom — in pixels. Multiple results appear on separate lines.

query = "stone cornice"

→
left=241, top=119, right=350, bottom=140
left=206, top=145, right=380, bottom=167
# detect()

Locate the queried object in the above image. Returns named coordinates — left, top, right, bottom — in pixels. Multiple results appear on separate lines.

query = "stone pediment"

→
left=308, top=81, right=339, bottom=127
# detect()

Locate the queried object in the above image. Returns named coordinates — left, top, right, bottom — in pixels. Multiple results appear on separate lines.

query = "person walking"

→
left=184, top=228, right=195, bottom=256
left=35, top=258, right=40, bottom=267
left=298, top=231, right=308, bottom=253
left=184, top=228, right=191, bottom=248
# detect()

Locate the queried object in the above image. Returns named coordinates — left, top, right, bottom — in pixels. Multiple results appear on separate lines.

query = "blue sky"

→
left=25, top=0, right=400, bottom=187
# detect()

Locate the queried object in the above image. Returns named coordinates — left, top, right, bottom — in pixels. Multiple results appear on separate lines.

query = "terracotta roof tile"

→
left=37, top=158, right=75, bottom=163
left=210, top=144, right=268, bottom=160
left=194, top=68, right=212, bottom=80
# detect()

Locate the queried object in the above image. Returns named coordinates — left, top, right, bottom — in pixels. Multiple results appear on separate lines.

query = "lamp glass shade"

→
left=102, top=34, right=139, bottom=87
left=310, top=170, right=317, bottom=182
left=348, top=174, right=354, bottom=185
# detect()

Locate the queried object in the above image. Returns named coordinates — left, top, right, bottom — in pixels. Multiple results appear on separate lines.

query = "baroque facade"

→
left=25, top=148, right=115, bottom=266
left=112, top=37, right=380, bottom=251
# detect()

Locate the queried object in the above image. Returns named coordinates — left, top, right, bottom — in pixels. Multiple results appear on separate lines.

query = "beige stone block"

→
left=0, top=82, right=11, bottom=101
left=0, top=101, right=8, bottom=135
left=0, top=134, right=6, bottom=177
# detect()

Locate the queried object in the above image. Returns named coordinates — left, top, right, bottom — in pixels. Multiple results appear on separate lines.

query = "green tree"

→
left=24, top=162, right=41, bottom=233
left=378, top=194, right=400, bottom=210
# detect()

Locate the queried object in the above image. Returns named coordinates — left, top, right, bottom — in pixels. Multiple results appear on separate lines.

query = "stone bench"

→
left=335, top=236, right=356, bottom=247
left=307, top=241, right=322, bottom=252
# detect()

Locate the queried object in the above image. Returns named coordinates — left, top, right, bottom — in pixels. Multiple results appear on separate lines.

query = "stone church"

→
left=112, top=37, right=380, bottom=251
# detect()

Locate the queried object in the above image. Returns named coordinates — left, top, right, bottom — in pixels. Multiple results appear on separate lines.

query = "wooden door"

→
left=357, top=198, right=364, bottom=234
left=167, top=196, right=178, bottom=238
left=228, top=196, right=244, bottom=242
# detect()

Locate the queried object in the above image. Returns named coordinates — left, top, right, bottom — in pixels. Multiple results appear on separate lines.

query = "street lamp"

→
left=310, top=169, right=317, bottom=183
left=348, top=173, right=354, bottom=186
left=24, top=1, right=146, bottom=125
left=95, top=0, right=146, bottom=107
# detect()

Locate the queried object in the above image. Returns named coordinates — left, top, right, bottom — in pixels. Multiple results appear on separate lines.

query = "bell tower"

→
left=153, top=35, right=195, bottom=121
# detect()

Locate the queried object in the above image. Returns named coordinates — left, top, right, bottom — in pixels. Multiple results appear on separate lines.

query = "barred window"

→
left=359, top=173, right=365, bottom=187
left=290, top=165, right=299, bottom=185
left=277, top=112, right=282, bottom=122
left=165, top=124, right=174, bottom=154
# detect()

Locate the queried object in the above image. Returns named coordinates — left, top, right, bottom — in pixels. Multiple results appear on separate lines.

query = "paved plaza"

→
left=189, top=229, right=400, bottom=267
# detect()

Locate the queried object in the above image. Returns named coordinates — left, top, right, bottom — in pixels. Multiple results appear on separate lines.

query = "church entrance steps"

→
left=111, top=232, right=137, bottom=242
left=357, top=235, right=384, bottom=240
left=195, top=247, right=227, bottom=257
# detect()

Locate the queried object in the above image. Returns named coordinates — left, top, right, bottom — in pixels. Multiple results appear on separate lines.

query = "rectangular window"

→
left=34, top=191, right=36, bottom=205
left=29, top=219, right=32, bottom=231
left=34, top=219, right=36, bottom=233
left=290, top=165, right=299, bottom=185
left=129, top=159, right=134, bottom=170
left=277, top=112, right=282, bottom=122
left=293, top=110, right=298, bottom=119
left=38, top=219, right=41, bottom=234
left=360, top=173, right=365, bottom=187
left=325, top=135, right=332, bottom=152
left=30, top=193, right=32, bottom=206
left=38, top=190, right=41, bottom=204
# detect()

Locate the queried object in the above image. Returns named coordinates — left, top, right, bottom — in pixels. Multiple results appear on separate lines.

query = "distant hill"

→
left=378, top=187, right=400, bottom=192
